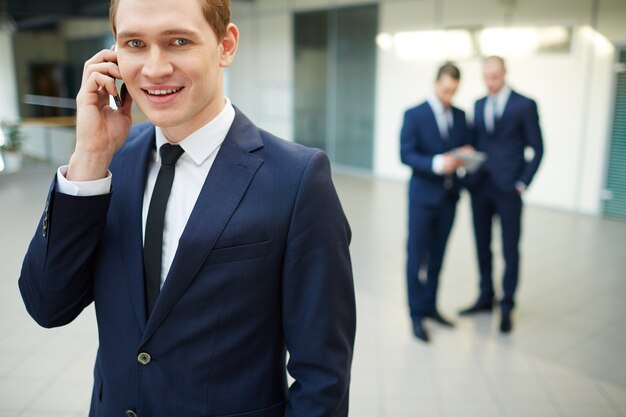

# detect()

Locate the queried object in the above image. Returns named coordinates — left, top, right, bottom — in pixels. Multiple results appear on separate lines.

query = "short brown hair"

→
left=109, top=0, right=231, bottom=39
left=436, top=62, right=461, bottom=81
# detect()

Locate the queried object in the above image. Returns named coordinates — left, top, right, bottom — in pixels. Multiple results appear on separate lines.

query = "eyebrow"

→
left=117, top=29, right=200, bottom=39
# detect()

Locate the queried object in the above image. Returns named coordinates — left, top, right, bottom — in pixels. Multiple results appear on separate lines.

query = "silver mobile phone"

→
left=113, top=79, right=125, bottom=108
left=110, top=44, right=125, bottom=109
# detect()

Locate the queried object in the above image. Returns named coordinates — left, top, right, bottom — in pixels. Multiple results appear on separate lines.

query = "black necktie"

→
left=144, top=143, right=184, bottom=315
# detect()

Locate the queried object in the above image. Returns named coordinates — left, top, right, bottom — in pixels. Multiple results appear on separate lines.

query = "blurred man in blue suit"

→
left=18, top=0, right=356, bottom=415
left=400, top=63, right=470, bottom=342
left=460, top=56, right=544, bottom=333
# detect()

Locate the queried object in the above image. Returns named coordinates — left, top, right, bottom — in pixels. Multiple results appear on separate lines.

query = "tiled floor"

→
left=1, top=169, right=625, bottom=416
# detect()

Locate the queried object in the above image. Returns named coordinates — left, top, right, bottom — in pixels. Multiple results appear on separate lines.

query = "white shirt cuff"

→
left=432, top=154, right=445, bottom=175
left=56, top=165, right=112, bottom=196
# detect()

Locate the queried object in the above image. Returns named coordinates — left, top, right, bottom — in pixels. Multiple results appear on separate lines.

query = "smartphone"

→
left=110, top=44, right=125, bottom=109
left=113, top=78, right=125, bottom=108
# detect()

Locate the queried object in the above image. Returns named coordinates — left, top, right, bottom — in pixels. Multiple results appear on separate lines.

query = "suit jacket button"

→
left=125, top=410, right=137, bottom=417
left=137, top=352, right=151, bottom=365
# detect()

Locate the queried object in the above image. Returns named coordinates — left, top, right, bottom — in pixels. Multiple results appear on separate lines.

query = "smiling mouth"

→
left=144, top=87, right=183, bottom=96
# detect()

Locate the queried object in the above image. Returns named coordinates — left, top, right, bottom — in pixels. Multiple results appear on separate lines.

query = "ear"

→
left=219, top=23, right=239, bottom=68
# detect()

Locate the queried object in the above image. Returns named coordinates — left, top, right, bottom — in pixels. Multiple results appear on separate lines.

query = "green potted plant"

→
left=0, top=121, right=24, bottom=172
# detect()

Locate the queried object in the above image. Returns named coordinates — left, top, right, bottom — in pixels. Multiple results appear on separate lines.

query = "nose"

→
left=142, top=47, right=174, bottom=79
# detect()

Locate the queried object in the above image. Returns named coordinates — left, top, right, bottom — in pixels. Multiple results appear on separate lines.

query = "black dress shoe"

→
left=426, top=312, right=455, bottom=327
left=500, top=314, right=512, bottom=333
left=458, top=302, right=493, bottom=316
left=412, top=320, right=429, bottom=342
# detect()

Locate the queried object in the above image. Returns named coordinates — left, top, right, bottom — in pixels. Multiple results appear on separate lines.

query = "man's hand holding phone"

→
left=68, top=47, right=133, bottom=182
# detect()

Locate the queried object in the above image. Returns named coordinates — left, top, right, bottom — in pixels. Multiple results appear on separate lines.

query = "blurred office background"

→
left=2, top=0, right=626, bottom=217
left=1, top=0, right=626, bottom=416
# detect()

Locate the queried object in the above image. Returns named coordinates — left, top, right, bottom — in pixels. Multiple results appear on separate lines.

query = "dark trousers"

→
left=406, top=196, right=457, bottom=321
left=470, top=176, right=522, bottom=314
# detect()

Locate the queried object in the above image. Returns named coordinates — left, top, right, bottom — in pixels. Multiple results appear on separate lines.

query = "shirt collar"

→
left=427, top=93, right=449, bottom=116
left=154, top=97, right=236, bottom=165
left=489, top=85, right=511, bottom=106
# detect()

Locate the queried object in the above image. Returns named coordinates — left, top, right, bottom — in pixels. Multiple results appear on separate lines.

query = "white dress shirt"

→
left=426, top=94, right=454, bottom=175
left=484, top=85, right=511, bottom=133
left=57, top=98, right=236, bottom=288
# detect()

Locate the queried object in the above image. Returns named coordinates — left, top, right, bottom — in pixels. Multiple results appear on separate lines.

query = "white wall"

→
left=0, top=29, right=20, bottom=123
left=230, top=7, right=294, bottom=141
left=210, top=0, right=626, bottom=215
left=597, top=0, right=626, bottom=45
left=577, top=29, right=616, bottom=215
left=372, top=0, right=623, bottom=215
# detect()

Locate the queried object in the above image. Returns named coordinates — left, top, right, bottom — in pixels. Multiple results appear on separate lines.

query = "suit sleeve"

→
left=18, top=178, right=111, bottom=328
left=519, top=99, right=544, bottom=186
left=400, top=111, right=437, bottom=175
left=282, top=150, right=356, bottom=417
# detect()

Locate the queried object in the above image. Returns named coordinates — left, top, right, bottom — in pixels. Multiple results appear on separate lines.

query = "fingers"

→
left=458, top=145, right=475, bottom=154
left=78, top=49, right=125, bottom=108
left=442, top=155, right=463, bottom=174
left=85, top=72, right=119, bottom=99
left=442, top=162, right=455, bottom=174
left=118, top=83, right=134, bottom=116
left=82, top=50, right=120, bottom=82
left=84, top=61, right=123, bottom=83
left=80, top=49, right=122, bottom=99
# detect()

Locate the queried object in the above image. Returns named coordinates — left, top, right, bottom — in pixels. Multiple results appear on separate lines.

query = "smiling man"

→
left=18, top=0, right=356, bottom=416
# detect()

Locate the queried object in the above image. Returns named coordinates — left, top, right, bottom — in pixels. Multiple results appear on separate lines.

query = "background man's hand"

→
left=441, top=152, right=462, bottom=174
left=455, top=145, right=476, bottom=154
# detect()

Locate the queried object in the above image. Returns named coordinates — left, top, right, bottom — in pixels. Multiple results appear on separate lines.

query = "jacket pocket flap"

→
left=208, top=240, right=272, bottom=264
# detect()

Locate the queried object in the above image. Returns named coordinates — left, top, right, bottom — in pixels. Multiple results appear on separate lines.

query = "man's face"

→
left=483, top=60, right=506, bottom=95
left=434, top=74, right=459, bottom=109
left=115, top=0, right=236, bottom=141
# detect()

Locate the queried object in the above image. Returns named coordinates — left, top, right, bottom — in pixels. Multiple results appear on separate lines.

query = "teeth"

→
left=147, top=88, right=181, bottom=95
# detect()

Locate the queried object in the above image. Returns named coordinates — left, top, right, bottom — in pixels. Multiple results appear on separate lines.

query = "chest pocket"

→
left=207, top=240, right=272, bottom=265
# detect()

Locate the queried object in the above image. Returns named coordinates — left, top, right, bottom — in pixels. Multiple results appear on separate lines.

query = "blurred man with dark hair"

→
left=460, top=56, right=544, bottom=333
left=400, top=62, right=471, bottom=342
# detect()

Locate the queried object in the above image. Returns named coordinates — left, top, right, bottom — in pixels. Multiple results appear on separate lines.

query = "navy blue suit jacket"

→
left=469, top=90, right=544, bottom=192
left=19, top=109, right=356, bottom=417
left=400, top=101, right=469, bottom=206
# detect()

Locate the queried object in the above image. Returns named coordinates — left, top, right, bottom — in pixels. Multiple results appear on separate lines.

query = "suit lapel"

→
left=118, top=124, right=154, bottom=330
left=141, top=110, right=265, bottom=344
